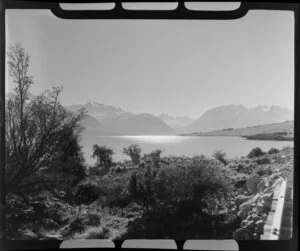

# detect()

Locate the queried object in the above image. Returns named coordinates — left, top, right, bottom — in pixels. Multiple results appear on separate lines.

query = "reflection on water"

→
left=114, top=135, right=187, bottom=144
left=81, top=134, right=293, bottom=164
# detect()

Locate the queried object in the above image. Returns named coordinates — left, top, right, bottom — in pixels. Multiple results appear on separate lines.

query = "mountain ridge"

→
left=186, top=104, right=293, bottom=133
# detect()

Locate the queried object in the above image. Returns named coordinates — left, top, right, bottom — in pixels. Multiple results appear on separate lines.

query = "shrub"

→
left=256, top=166, right=272, bottom=176
left=123, top=144, right=142, bottom=165
left=268, top=148, right=280, bottom=155
left=74, top=182, right=101, bottom=206
left=124, top=157, right=230, bottom=238
left=82, top=213, right=101, bottom=226
left=256, top=157, right=270, bottom=165
left=98, top=174, right=131, bottom=208
left=88, top=165, right=104, bottom=177
left=143, top=149, right=163, bottom=168
left=68, top=217, right=85, bottom=234
left=212, top=150, right=228, bottom=165
left=92, top=145, right=114, bottom=173
left=247, top=147, right=265, bottom=158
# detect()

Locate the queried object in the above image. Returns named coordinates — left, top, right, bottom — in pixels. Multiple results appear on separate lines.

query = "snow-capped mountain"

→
left=65, top=102, right=126, bottom=123
left=186, top=105, right=293, bottom=133
left=159, top=114, right=196, bottom=133
left=66, top=102, right=175, bottom=135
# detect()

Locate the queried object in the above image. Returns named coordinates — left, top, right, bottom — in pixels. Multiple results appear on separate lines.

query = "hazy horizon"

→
left=6, top=9, right=294, bottom=117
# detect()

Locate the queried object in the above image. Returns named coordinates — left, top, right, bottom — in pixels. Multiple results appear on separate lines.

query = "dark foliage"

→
left=213, top=150, right=228, bottom=165
left=123, top=144, right=142, bottom=165
left=268, top=148, right=280, bottom=155
left=256, top=157, right=270, bottom=165
left=92, top=145, right=114, bottom=173
left=247, top=147, right=265, bottom=158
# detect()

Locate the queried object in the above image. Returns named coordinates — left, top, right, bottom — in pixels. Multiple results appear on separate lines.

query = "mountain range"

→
left=66, top=102, right=177, bottom=135
left=65, top=102, right=293, bottom=135
left=6, top=93, right=293, bottom=135
left=185, top=104, right=293, bottom=133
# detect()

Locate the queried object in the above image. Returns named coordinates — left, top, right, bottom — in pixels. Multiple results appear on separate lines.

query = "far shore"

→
left=179, top=133, right=293, bottom=141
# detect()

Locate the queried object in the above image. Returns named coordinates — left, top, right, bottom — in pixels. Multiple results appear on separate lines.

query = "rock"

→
left=241, top=220, right=248, bottom=227
left=263, top=186, right=273, bottom=194
left=257, top=179, right=267, bottom=192
left=235, top=195, right=249, bottom=207
left=246, top=174, right=262, bottom=194
left=245, top=220, right=255, bottom=230
left=255, top=219, right=264, bottom=227
left=256, top=202, right=264, bottom=214
left=246, top=215, right=253, bottom=221
left=238, top=201, right=253, bottom=220
left=262, top=213, right=268, bottom=221
left=271, top=178, right=283, bottom=189
left=43, top=234, right=63, bottom=240
left=19, top=229, right=37, bottom=240
left=252, top=215, right=262, bottom=222
left=262, top=193, right=273, bottom=210
left=253, top=233, right=259, bottom=240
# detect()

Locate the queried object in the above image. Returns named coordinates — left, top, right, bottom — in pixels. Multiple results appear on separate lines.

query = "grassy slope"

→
left=183, top=121, right=293, bottom=138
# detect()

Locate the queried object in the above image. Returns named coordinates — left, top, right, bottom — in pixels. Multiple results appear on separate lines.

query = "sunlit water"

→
left=81, top=134, right=293, bottom=165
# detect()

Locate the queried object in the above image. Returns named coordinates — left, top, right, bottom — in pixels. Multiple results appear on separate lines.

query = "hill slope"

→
left=186, top=105, right=293, bottom=133
left=101, top=113, right=176, bottom=135
left=159, top=114, right=195, bottom=133
left=184, top=121, right=293, bottom=138
left=67, top=102, right=175, bottom=135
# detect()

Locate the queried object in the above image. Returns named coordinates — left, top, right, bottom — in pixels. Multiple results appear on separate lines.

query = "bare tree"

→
left=5, top=43, right=86, bottom=202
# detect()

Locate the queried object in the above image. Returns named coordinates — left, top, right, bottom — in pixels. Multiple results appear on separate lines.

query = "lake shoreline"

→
left=81, top=135, right=293, bottom=164
left=179, top=134, right=293, bottom=141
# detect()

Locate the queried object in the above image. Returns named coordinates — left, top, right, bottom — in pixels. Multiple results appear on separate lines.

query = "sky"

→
left=6, top=9, right=294, bottom=117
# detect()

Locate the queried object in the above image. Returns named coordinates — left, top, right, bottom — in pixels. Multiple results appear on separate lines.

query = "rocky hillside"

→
left=223, top=147, right=293, bottom=240
left=13, top=146, right=293, bottom=241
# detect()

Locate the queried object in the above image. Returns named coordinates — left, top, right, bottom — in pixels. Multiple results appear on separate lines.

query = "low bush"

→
left=247, top=147, right=265, bottom=158
left=213, top=150, right=228, bottom=165
left=256, top=166, right=272, bottom=176
left=98, top=174, right=131, bottom=208
left=74, top=181, right=102, bottom=206
left=256, top=157, right=270, bottom=165
left=68, top=217, right=85, bottom=234
left=82, top=213, right=101, bottom=226
left=267, top=148, right=280, bottom=155
left=123, top=157, right=231, bottom=238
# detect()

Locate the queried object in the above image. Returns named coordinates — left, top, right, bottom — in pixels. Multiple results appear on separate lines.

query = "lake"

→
left=80, top=134, right=293, bottom=165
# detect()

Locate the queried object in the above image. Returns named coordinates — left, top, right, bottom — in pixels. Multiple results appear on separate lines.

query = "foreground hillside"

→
left=183, top=121, right=293, bottom=139
left=9, top=146, right=293, bottom=241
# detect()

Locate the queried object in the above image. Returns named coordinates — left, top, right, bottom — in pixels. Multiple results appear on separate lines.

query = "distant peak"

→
left=254, top=105, right=271, bottom=111
left=87, top=101, right=101, bottom=106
